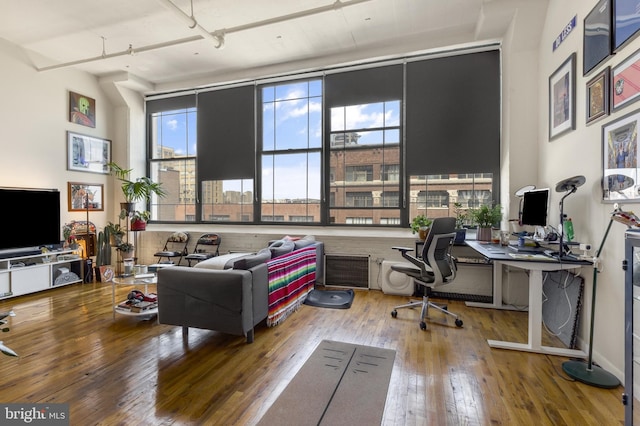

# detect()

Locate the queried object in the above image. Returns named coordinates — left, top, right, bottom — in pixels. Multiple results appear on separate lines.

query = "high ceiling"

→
left=0, top=0, right=548, bottom=93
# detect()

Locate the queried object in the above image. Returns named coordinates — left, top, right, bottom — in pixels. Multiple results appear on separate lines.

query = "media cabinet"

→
left=0, top=250, right=83, bottom=298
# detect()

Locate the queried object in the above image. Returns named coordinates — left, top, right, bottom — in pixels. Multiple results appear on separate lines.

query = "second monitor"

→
left=521, top=188, right=549, bottom=227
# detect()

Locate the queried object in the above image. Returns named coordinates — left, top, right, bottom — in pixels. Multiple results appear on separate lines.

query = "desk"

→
left=465, top=240, right=591, bottom=357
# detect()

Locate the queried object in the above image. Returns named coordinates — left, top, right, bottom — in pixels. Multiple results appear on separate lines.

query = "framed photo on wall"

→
left=584, top=0, right=612, bottom=76
left=586, top=67, right=610, bottom=124
left=67, top=182, right=104, bottom=211
left=614, top=0, right=640, bottom=50
left=612, top=47, right=640, bottom=111
left=69, top=91, right=96, bottom=128
left=67, top=131, right=111, bottom=174
left=602, top=108, right=640, bottom=202
left=549, top=53, right=576, bottom=141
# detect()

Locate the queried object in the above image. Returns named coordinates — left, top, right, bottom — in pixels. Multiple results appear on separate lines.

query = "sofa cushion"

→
left=233, top=248, right=272, bottom=270
left=194, top=252, right=252, bottom=270
left=268, top=239, right=295, bottom=258
left=293, top=235, right=316, bottom=250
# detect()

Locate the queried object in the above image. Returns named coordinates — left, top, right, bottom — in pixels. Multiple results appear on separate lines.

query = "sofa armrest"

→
left=157, top=266, right=255, bottom=339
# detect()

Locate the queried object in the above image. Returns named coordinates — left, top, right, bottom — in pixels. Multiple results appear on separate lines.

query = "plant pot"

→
left=130, top=219, right=146, bottom=231
left=477, top=227, right=492, bottom=242
left=454, top=228, right=466, bottom=244
left=418, top=227, right=430, bottom=241
left=110, top=233, right=124, bottom=247
left=121, top=202, right=135, bottom=214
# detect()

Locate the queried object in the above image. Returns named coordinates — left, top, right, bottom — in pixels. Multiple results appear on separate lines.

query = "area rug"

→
left=303, top=289, right=355, bottom=309
left=257, top=340, right=396, bottom=426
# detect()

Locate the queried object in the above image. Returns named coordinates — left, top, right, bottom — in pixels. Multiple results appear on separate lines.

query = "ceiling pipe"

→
left=35, top=0, right=373, bottom=72
left=156, top=0, right=224, bottom=49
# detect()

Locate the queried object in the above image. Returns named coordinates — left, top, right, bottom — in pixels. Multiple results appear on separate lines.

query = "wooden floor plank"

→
left=0, top=283, right=626, bottom=425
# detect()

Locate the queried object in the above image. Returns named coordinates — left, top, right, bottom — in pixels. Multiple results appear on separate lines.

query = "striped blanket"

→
left=267, top=245, right=317, bottom=326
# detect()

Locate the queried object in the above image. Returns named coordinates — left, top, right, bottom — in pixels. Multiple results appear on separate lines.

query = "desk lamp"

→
left=514, top=184, right=536, bottom=226
left=561, top=175, right=633, bottom=389
left=555, top=175, right=586, bottom=258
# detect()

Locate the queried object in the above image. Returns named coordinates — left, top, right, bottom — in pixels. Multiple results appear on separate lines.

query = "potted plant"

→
left=108, top=162, right=166, bottom=214
left=94, top=227, right=112, bottom=282
left=130, top=211, right=150, bottom=231
left=411, top=215, right=433, bottom=241
left=105, top=222, right=125, bottom=247
left=116, top=242, right=135, bottom=258
left=470, top=204, right=502, bottom=242
left=453, top=202, right=468, bottom=244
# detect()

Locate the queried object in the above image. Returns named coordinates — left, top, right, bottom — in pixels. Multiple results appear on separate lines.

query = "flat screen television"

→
left=521, top=188, right=549, bottom=227
left=0, top=187, right=61, bottom=258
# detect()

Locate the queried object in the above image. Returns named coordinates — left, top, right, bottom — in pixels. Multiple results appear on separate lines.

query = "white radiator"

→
left=380, top=261, right=414, bottom=295
left=324, top=254, right=370, bottom=288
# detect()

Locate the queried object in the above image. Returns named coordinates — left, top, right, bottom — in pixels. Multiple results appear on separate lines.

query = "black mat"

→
left=304, top=289, right=355, bottom=309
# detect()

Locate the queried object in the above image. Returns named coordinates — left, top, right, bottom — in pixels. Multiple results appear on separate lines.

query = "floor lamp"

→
left=561, top=175, right=631, bottom=389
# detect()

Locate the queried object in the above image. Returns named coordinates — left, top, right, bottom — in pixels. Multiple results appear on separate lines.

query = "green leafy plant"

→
left=116, top=242, right=134, bottom=253
left=410, top=215, right=433, bottom=234
left=108, top=162, right=167, bottom=204
left=470, top=204, right=502, bottom=228
left=453, top=202, right=468, bottom=229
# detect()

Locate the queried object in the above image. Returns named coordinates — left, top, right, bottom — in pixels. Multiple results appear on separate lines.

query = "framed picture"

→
left=69, top=91, right=96, bottom=128
left=614, top=0, right=640, bottom=51
left=602, top=108, right=640, bottom=202
left=584, top=0, right=612, bottom=75
left=549, top=53, right=576, bottom=141
left=67, top=131, right=111, bottom=174
left=612, top=47, right=640, bottom=111
left=67, top=182, right=104, bottom=211
left=586, top=67, right=610, bottom=124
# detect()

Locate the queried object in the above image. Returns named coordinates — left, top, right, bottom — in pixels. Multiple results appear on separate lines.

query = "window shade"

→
left=146, top=94, right=195, bottom=114
left=405, top=50, right=500, bottom=175
left=197, top=85, right=255, bottom=180
left=324, top=64, right=404, bottom=107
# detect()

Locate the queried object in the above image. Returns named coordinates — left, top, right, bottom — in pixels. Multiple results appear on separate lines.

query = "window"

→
left=148, top=105, right=197, bottom=223
left=381, top=164, right=399, bottom=181
left=146, top=50, right=500, bottom=227
left=200, top=179, right=254, bottom=222
left=409, top=173, right=495, bottom=222
left=260, top=80, right=322, bottom=223
left=329, top=100, right=401, bottom=224
left=346, top=165, right=373, bottom=182
left=346, top=192, right=373, bottom=207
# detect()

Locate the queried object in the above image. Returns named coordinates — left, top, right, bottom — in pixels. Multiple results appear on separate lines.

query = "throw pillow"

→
left=268, top=239, right=295, bottom=258
left=233, top=248, right=272, bottom=270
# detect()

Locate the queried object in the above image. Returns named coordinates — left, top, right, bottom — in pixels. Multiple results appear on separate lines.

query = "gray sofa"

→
left=157, top=262, right=268, bottom=343
left=156, top=237, right=323, bottom=343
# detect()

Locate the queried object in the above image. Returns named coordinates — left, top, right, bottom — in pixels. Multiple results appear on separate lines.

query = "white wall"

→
left=0, top=38, right=116, bottom=227
left=538, top=0, right=631, bottom=379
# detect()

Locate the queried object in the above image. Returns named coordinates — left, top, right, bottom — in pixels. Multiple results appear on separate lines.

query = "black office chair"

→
left=390, top=217, right=463, bottom=331
left=184, top=233, right=222, bottom=266
left=154, top=232, right=190, bottom=265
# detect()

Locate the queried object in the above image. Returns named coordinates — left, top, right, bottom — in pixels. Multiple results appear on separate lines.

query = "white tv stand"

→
left=0, top=250, right=83, bottom=298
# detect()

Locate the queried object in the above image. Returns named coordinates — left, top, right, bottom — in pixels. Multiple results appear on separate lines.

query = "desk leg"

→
left=487, top=268, right=587, bottom=358
left=466, top=261, right=516, bottom=310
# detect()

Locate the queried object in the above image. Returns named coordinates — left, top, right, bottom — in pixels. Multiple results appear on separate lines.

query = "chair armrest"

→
left=391, top=246, right=413, bottom=254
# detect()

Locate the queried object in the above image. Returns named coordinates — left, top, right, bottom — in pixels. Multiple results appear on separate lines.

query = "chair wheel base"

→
left=391, top=310, right=397, bottom=318
left=455, top=319, right=463, bottom=327
left=420, top=321, right=427, bottom=331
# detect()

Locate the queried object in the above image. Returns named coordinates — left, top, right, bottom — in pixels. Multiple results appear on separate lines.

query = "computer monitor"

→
left=521, top=188, right=549, bottom=227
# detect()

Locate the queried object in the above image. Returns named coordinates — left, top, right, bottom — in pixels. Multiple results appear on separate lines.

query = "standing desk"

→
left=465, top=240, right=592, bottom=357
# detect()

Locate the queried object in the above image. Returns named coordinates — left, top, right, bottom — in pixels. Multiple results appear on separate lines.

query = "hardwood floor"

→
left=0, top=282, right=625, bottom=425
